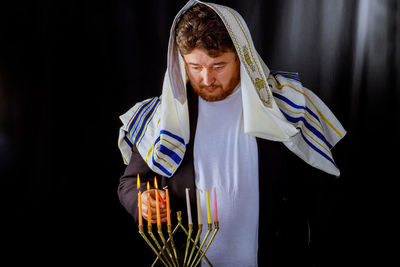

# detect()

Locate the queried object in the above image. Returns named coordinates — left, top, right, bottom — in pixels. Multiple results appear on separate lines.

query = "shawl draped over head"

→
left=118, top=0, right=346, bottom=177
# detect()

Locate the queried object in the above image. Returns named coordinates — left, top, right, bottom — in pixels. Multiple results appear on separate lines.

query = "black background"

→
left=1, top=0, right=399, bottom=265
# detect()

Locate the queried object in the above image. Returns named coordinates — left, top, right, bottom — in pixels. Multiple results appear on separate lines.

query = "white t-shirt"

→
left=194, top=85, right=259, bottom=267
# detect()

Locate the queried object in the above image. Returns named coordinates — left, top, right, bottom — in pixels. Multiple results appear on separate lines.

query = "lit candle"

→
left=206, top=190, right=211, bottom=224
left=213, top=187, right=218, bottom=222
left=137, top=174, right=142, bottom=226
left=147, top=181, right=151, bottom=226
left=154, top=177, right=161, bottom=227
left=166, top=189, right=171, bottom=226
left=185, top=188, right=193, bottom=225
left=196, top=189, right=202, bottom=225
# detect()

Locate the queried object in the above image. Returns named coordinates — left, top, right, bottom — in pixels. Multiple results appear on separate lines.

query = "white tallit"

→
left=118, top=0, right=346, bottom=177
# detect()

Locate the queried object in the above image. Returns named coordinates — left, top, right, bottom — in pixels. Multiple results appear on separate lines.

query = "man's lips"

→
left=202, top=86, right=220, bottom=92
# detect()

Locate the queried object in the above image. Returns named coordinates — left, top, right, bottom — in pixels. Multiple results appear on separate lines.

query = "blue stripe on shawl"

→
left=154, top=135, right=161, bottom=146
left=154, top=133, right=183, bottom=165
left=124, top=135, right=133, bottom=148
left=159, top=130, right=185, bottom=146
left=297, top=127, right=337, bottom=167
left=271, top=70, right=300, bottom=82
left=130, top=98, right=158, bottom=141
left=151, top=131, right=184, bottom=176
left=273, top=92, right=320, bottom=122
left=152, top=156, right=172, bottom=176
left=128, top=98, right=154, bottom=133
left=280, top=110, right=333, bottom=149
left=134, top=98, right=160, bottom=145
left=159, top=145, right=182, bottom=165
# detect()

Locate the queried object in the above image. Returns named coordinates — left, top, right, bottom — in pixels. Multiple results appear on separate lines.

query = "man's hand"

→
left=141, top=189, right=167, bottom=224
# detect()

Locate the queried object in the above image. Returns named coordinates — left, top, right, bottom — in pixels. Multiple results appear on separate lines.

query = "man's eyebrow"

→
left=187, top=62, right=228, bottom=66
left=212, top=62, right=228, bottom=66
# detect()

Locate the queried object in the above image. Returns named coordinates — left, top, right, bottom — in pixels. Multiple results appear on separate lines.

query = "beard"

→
left=193, top=84, right=235, bottom=102
left=190, top=77, right=240, bottom=102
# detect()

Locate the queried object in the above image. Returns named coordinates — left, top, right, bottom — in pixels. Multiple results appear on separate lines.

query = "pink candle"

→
left=213, top=187, right=218, bottom=222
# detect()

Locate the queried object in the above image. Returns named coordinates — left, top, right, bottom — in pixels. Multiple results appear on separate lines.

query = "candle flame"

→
left=147, top=181, right=150, bottom=191
left=154, top=176, right=158, bottom=189
left=137, top=173, right=140, bottom=190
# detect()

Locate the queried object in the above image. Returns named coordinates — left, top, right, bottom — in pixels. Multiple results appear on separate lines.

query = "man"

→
left=118, top=1, right=346, bottom=266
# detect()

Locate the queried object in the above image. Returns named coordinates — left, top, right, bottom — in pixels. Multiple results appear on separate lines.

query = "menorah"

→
left=138, top=210, right=219, bottom=267
left=137, top=175, right=219, bottom=267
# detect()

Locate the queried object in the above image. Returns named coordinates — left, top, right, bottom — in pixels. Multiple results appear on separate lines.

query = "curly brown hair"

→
left=175, top=3, right=236, bottom=57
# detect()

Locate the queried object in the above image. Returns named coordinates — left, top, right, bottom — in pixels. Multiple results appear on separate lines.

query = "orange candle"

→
left=137, top=174, right=142, bottom=226
left=154, top=177, right=161, bottom=227
left=138, top=192, right=143, bottom=226
left=147, top=181, right=151, bottom=226
left=166, top=189, right=171, bottom=226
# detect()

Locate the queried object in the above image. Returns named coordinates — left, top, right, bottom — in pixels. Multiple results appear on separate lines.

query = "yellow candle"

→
left=147, top=181, right=151, bottom=226
left=166, top=189, right=171, bottom=226
left=206, top=190, right=211, bottom=224
left=154, top=177, right=161, bottom=227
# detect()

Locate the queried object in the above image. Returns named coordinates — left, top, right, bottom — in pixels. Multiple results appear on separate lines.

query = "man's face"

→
left=183, top=48, right=240, bottom=102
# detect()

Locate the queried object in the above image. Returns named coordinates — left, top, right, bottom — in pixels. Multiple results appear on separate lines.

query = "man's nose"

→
left=202, top=69, right=215, bottom=86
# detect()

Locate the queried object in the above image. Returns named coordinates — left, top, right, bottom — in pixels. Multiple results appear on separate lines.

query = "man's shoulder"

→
left=132, top=96, right=160, bottom=109
left=123, top=96, right=160, bottom=114
left=119, top=96, right=161, bottom=125
left=269, top=70, right=301, bottom=82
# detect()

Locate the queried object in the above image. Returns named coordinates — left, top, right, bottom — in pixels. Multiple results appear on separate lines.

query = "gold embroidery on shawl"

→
left=225, top=7, right=271, bottom=105
left=207, top=4, right=271, bottom=107
left=255, top=78, right=265, bottom=90
left=243, top=46, right=255, bottom=71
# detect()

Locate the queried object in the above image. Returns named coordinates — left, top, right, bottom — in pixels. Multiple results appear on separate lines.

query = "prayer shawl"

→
left=118, top=0, right=346, bottom=177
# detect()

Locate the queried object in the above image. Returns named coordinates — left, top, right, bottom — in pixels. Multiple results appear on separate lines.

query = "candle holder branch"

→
left=192, top=222, right=219, bottom=267
left=187, top=224, right=202, bottom=266
left=158, top=225, right=177, bottom=267
left=143, top=211, right=216, bottom=267
left=139, top=226, right=170, bottom=267
left=147, top=225, right=174, bottom=267
left=167, top=225, right=180, bottom=267
left=183, top=224, right=194, bottom=266
left=189, top=223, right=212, bottom=267
left=175, top=212, right=213, bottom=267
